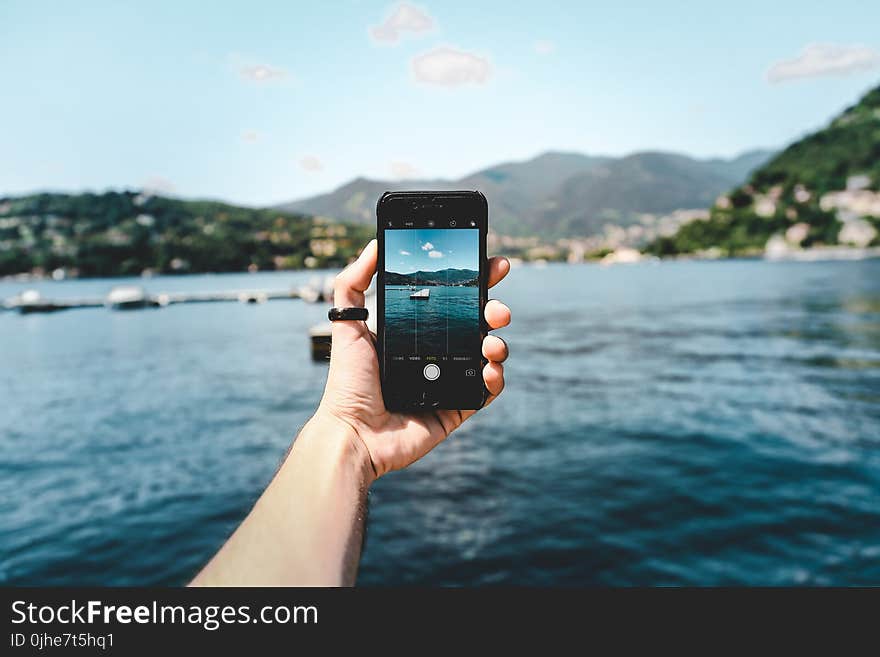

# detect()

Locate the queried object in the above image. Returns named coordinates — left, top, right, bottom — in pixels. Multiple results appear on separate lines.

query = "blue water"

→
left=1, top=260, right=879, bottom=585
left=384, top=285, right=480, bottom=354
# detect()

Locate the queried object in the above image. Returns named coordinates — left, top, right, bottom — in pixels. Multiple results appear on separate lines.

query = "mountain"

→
left=454, top=152, right=612, bottom=235
left=277, top=149, right=772, bottom=238
left=0, top=191, right=372, bottom=277
left=385, top=268, right=478, bottom=286
left=538, top=151, right=774, bottom=236
left=276, top=151, right=609, bottom=235
left=648, top=84, right=880, bottom=256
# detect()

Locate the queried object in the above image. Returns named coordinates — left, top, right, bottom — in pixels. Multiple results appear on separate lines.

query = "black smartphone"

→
left=377, top=190, right=489, bottom=411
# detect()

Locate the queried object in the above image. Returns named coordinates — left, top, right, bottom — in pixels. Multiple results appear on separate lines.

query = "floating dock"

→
left=2, top=283, right=331, bottom=315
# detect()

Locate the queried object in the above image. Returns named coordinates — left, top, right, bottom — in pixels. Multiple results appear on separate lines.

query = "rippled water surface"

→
left=2, top=260, right=879, bottom=585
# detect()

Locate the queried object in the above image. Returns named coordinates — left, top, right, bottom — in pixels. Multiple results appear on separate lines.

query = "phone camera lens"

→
left=387, top=221, right=393, bottom=227
left=470, top=220, right=476, bottom=227
left=427, top=220, right=435, bottom=227
left=449, top=220, right=456, bottom=227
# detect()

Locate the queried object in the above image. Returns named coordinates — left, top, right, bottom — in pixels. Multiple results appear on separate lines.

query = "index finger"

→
left=488, top=256, right=510, bottom=289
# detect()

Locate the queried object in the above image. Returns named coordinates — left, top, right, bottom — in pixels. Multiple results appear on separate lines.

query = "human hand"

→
left=316, top=239, right=511, bottom=480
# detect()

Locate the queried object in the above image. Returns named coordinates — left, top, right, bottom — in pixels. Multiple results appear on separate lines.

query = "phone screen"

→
left=379, top=201, right=486, bottom=410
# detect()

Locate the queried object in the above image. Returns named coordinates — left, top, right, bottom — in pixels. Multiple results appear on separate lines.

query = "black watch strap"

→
left=328, top=307, right=369, bottom=321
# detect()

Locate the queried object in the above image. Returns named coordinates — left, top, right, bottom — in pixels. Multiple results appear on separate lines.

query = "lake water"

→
left=384, top=285, right=480, bottom=354
left=1, top=259, right=879, bottom=585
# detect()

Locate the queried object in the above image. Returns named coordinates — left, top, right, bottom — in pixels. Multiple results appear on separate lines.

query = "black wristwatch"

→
left=328, top=307, right=369, bottom=321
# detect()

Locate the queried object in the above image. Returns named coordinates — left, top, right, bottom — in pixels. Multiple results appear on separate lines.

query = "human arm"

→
left=191, top=240, right=511, bottom=585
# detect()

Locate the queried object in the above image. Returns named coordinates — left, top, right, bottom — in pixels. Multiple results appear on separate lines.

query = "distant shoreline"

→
left=385, top=283, right=478, bottom=287
left=4, top=247, right=880, bottom=285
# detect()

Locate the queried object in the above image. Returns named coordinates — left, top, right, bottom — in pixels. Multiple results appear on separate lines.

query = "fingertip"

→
left=488, top=256, right=512, bottom=288
left=356, top=239, right=377, bottom=267
left=482, top=334, right=509, bottom=363
left=485, top=299, right=511, bottom=329
left=334, top=239, right=378, bottom=306
left=483, top=361, right=504, bottom=397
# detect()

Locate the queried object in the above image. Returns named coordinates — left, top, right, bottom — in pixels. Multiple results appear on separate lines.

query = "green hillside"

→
left=0, top=191, right=372, bottom=277
left=648, top=84, right=880, bottom=256
left=751, top=86, right=880, bottom=194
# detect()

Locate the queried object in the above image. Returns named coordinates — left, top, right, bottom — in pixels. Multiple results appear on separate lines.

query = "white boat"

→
left=410, top=288, right=430, bottom=299
left=106, top=285, right=154, bottom=310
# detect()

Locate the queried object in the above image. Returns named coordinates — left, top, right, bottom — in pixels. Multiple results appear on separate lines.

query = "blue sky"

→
left=385, top=229, right=478, bottom=273
left=2, top=1, right=879, bottom=206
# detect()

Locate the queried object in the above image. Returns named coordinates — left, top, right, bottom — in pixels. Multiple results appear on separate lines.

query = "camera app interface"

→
left=384, top=227, right=481, bottom=399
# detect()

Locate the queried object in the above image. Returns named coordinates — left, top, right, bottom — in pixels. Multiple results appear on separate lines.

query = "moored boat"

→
left=106, top=286, right=156, bottom=310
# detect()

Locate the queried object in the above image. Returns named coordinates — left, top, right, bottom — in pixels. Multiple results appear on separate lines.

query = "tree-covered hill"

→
left=751, top=86, right=880, bottom=194
left=0, top=191, right=373, bottom=277
left=648, top=83, right=880, bottom=257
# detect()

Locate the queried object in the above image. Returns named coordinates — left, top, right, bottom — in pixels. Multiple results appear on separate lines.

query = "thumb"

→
left=333, top=239, right=377, bottom=308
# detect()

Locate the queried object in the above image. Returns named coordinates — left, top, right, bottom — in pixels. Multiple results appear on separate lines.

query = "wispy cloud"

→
left=391, top=161, right=419, bottom=178
left=534, top=40, right=555, bottom=55
left=241, top=130, right=260, bottom=143
left=239, top=63, right=288, bottom=82
left=421, top=241, right=434, bottom=251
left=767, top=43, right=880, bottom=83
left=229, top=53, right=290, bottom=84
left=371, top=3, right=434, bottom=43
left=412, top=47, right=491, bottom=86
left=399, top=249, right=411, bottom=255
left=300, top=155, right=323, bottom=172
left=428, top=250, right=443, bottom=258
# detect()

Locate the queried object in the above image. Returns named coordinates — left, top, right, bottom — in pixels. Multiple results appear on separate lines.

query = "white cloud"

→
left=391, top=161, right=419, bottom=178
left=142, top=176, right=176, bottom=195
left=534, top=40, right=555, bottom=55
left=300, top=155, right=323, bottom=172
left=421, top=241, right=434, bottom=251
left=399, top=250, right=411, bottom=255
left=241, top=130, right=260, bottom=143
left=371, top=3, right=434, bottom=43
left=767, top=43, right=880, bottom=83
left=240, top=63, right=288, bottom=82
left=412, top=47, right=491, bottom=86
left=428, top=250, right=443, bottom=258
